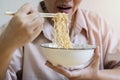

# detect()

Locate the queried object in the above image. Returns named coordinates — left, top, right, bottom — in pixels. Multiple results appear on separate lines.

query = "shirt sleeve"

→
left=101, top=18, right=120, bottom=69
left=6, top=48, right=23, bottom=80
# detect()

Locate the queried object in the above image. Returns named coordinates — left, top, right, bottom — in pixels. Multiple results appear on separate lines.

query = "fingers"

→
left=90, top=46, right=100, bottom=68
left=45, top=61, right=85, bottom=79
left=16, top=3, right=35, bottom=16
left=15, top=3, right=44, bottom=29
left=27, top=12, right=44, bottom=23
left=45, top=61, right=73, bottom=78
left=14, top=3, right=44, bottom=34
left=28, top=16, right=44, bottom=29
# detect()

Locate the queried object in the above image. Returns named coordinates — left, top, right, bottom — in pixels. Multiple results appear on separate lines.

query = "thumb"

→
left=90, top=46, right=100, bottom=69
left=16, top=3, right=34, bottom=16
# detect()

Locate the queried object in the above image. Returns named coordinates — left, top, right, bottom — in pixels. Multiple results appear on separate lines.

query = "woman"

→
left=0, top=0, right=120, bottom=80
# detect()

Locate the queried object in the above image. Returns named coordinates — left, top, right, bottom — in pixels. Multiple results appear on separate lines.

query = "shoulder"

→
left=80, top=9, right=110, bottom=33
left=80, top=9, right=105, bottom=25
left=81, top=9, right=102, bottom=19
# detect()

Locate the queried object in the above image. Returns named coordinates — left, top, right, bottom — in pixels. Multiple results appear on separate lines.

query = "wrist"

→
left=0, top=38, right=17, bottom=54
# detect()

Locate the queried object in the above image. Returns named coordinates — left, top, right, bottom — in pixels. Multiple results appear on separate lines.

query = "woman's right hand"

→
left=0, top=3, right=44, bottom=49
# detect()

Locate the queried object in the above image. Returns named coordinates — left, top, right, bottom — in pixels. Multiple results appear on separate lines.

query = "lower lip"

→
left=57, top=8, right=72, bottom=13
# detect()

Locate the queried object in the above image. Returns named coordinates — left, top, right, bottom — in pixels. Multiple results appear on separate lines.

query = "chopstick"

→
left=5, top=11, right=56, bottom=17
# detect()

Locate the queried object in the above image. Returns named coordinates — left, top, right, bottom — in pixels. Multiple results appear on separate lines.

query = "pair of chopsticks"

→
left=5, top=11, right=56, bottom=17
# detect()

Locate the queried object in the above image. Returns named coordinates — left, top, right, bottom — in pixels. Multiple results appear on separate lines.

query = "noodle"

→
left=52, top=13, right=72, bottom=48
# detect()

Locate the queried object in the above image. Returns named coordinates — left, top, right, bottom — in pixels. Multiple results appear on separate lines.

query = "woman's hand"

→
left=0, top=3, right=44, bottom=49
left=45, top=47, right=100, bottom=80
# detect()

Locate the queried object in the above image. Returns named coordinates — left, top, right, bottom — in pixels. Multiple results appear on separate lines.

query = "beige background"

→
left=0, top=0, right=120, bottom=34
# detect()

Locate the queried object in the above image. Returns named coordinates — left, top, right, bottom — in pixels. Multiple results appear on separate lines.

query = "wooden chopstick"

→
left=5, top=11, right=56, bottom=17
left=5, top=12, right=15, bottom=16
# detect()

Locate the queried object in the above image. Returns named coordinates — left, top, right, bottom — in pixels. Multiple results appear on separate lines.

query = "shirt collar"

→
left=75, top=8, right=88, bottom=32
left=74, top=8, right=89, bottom=38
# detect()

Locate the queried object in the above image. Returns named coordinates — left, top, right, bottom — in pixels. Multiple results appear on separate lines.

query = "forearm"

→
left=97, top=69, right=120, bottom=80
left=0, top=40, right=16, bottom=80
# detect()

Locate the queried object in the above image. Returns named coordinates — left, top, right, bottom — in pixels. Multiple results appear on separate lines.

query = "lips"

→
left=57, top=6, right=72, bottom=10
left=57, top=5, right=72, bottom=13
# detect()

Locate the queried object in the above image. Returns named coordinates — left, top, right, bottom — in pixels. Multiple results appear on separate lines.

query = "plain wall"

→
left=80, top=0, right=120, bottom=34
left=0, top=0, right=120, bottom=34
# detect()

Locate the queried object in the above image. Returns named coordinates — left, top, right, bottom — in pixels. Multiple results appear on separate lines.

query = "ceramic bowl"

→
left=40, top=43, right=95, bottom=68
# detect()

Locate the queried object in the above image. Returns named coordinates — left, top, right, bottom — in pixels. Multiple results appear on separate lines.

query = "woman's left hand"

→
left=45, top=47, right=100, bottom=80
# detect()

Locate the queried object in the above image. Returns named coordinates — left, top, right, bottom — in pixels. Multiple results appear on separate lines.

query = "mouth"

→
left=57, top=5, right=72, bottom=13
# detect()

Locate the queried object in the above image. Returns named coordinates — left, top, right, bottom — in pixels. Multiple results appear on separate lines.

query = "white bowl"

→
left=40, top=43, right=95, bottom=68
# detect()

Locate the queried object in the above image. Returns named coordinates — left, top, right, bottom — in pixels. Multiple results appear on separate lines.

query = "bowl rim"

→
left=40, top=43, right=95, bottom=50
